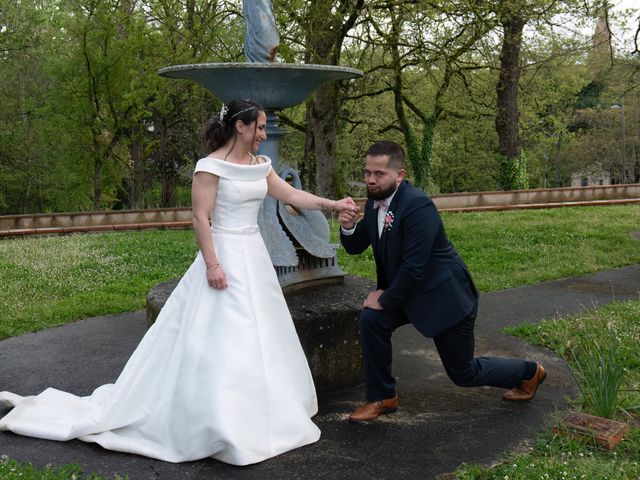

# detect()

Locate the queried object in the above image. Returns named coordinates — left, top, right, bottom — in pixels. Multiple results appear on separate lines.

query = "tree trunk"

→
left=310, top=83, right=340, bottom=198
left=301, top=104, right=316, bottom=192
left=93, top=152, right=102, bottom=210
left=495, top=14, right=527, bottom=190
left=389, top=9, right=426, bottom=189
left=303, top=0, right=363, bottom=198
left=496, top=15, right=525, bottom=159
left=392, top=66, right=421, bottom=183
left=161, top=147, right=176, bottom=208
left=152, top=115, right=174, bottom=208
left=130, top=127, right=145, bottom=209
left=18, top=56, right=31, bottom=213
left=92, top=128, right=121, bottom=210
left=634, top=91, right=639, bottom=183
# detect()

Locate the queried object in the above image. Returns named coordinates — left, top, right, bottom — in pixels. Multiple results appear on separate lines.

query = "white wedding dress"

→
left=0, top=157, right=321, bottom=465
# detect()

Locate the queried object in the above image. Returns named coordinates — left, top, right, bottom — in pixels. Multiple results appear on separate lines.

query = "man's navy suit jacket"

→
left=340, top=181, right=479, bottom=338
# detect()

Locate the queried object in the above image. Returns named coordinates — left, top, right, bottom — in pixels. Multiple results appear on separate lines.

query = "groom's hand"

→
left=363, top=289, right=384, bottom=310
left=338, top=207, right=358, bottom=230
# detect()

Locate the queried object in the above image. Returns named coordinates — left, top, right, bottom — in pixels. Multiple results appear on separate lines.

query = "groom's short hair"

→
left=366, top=141, right=405, bottom=171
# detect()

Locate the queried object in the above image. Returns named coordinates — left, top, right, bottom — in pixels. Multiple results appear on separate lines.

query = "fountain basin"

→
left=157, top=63, right=363, bottom=109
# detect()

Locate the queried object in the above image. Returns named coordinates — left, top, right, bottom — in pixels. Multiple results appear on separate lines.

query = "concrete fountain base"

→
left=146, top=274, right=373, bottom=395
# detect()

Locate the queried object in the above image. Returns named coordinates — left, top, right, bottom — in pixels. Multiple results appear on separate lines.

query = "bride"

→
left=0, top=98, right=357, bottom=465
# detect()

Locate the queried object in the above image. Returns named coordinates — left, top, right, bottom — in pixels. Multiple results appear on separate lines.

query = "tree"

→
left=0, top=0, right=62, bottom=213
left=141, top=0, right=243, bottom=207
left=0, top=0, right=637, bottom=214
left=495, top=3, right=528, bottom=189
left=347, top=0, right=496, bottom=191
left=275, top=0, right=364, bottom=197
left=491, top=0, right=598, bottom=190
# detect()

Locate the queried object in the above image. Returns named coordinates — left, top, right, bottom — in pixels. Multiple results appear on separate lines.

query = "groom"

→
left=339, top=140, right=547, bottom=423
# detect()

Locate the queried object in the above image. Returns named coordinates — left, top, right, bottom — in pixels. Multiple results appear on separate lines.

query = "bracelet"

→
left=206, top=263, right=220, bottom=271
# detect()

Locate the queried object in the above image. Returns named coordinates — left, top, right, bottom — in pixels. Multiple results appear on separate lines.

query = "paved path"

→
left=1, top=265, right=639, bottom=480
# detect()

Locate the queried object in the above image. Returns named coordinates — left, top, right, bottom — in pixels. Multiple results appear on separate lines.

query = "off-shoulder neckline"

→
left=204, top=156, right=271, bottom=167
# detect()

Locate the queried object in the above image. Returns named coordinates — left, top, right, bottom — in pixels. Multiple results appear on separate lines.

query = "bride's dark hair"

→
left=202, top=99, right=264, bottom=154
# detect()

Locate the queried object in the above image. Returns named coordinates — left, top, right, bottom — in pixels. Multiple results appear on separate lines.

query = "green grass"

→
left=334, top=204, right=640, bottom=292
left=457, top=299, right=640, bottom=479
left=441, top=205, right=640, bottom=292
left=456, top=429, right=640, bottom=479
left=0, top=456, right=120, bottom=479
left=1, top=204, right=638, bottom=340
left=0, top=230, right=198, bottom=339
left=505, top=300, right=640, bottom=418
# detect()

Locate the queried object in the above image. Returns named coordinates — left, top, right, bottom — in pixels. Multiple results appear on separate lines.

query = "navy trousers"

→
left=358, top=305, right=527, bottom=401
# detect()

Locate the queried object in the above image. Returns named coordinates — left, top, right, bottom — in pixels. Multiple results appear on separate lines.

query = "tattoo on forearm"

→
left=317, top=200, right=335, bottom=214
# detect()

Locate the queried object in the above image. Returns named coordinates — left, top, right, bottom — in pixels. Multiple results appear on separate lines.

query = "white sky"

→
left=608, top=0, right=639, bottom=52
left=615, top=0, right=638, bottom=11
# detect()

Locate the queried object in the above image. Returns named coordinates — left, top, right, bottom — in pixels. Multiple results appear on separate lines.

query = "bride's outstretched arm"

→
left=192, top=172, right=227, bottom=289
left=266, top=169, right=357, bottom=213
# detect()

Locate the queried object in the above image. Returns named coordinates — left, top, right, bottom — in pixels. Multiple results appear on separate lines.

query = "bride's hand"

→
left=333, top=197, right=358, bottom=213
left=206, top=264, right=227, bottom=290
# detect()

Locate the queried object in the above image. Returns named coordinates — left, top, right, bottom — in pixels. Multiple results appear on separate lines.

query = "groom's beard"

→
left=367, top=184, right=397, bottom=201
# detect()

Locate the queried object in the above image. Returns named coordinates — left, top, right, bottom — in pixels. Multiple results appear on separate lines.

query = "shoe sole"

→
left=348, top=407, right=398, bottom=423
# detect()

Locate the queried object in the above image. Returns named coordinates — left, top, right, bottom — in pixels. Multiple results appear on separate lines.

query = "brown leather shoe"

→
left=348, top=395, right=399, bottom=423
left=503, top=363, right=547, bottom=401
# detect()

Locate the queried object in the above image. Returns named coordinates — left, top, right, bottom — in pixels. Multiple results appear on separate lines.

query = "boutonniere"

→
left=382, top=210, right=394, bottom=233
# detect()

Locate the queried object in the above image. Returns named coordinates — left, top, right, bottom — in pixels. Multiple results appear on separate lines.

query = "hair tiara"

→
left=229, top=105, right=257, bottom=121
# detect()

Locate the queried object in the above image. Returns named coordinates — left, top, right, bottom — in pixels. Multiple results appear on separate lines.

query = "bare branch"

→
left=378, top=123, right=402, bottom=134
left=346, top=86, right=394, bottom=101
left=276, top=113, right=306, bottom=134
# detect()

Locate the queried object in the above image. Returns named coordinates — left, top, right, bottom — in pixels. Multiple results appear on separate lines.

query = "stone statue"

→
left=243, top=0, right=280, bottom=62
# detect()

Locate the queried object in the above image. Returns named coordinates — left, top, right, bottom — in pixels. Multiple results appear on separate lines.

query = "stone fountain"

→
left=147, top=1, right=373, bottom=395
left=157, top=63, right=361, bottom=290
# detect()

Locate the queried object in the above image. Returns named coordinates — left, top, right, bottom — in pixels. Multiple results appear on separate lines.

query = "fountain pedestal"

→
left=146, top=275, right=373, bottom=395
